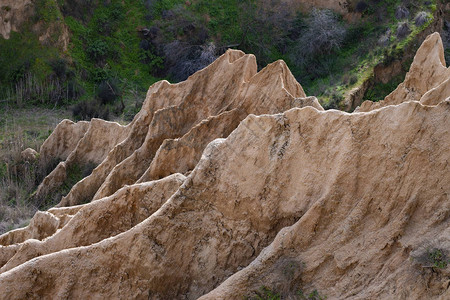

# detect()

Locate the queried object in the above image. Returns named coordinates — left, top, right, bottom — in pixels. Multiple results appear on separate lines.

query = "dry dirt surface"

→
left=0, top=33, right=449, bottom=299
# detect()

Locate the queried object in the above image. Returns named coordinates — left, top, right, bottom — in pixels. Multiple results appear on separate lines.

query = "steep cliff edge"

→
left=0, top=33, right=448, bottom=299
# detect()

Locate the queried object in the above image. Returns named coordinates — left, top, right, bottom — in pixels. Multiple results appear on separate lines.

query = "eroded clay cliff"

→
left=0, top=33, right=448, bottom=300
left=0, top=0, right=34, bottom=39
left=0, top=0, right=69, bottom=50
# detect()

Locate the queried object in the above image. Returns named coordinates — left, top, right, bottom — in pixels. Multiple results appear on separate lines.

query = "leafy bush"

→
left=364, top=74, right=403, bottom=101
left=427, top=249, right=448, bottom=269
left=35, top=0, right=61, bottom=23
left=66, top=79, right=85, bottom=100
left=86, top=39, right=109, bottom=62
left=248, top=286, right=280, bottom=300
left=49, top=58, right=69, bottom=80
left=412, top=246, right=449, bottom=270
left=71, top=100, right=110, bottom=120
left=237, top=0, right=295, bottom=66
left=97, top=79, right=122, bottom=104
left=342, top=73, right=358, bottom=86
left=60, top=0, right=99, bottom=22
left=323, top=88, right=344, bottom=110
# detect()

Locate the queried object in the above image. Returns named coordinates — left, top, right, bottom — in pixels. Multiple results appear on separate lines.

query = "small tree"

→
left=291, top=9, right=346, bottom=68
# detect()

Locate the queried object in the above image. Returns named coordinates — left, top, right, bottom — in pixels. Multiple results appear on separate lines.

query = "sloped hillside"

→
left=0, top=32, right=449, bottom=299
left=1, top=0, right=446, bottom=114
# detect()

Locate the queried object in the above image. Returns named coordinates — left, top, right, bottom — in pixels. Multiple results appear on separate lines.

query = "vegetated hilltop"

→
left=0, top=32, right=449, bottom=299
left=0, top=0, right=448, bottom=116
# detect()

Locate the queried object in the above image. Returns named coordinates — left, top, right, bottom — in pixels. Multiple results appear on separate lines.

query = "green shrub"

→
left=86, top=39, right=109, bottom=62
left=71, top=100, right=110, bottom=120
left=426, top=249, right=448, bottom=269
left=298, top=289, right=327, bottom=300
left=49, top=58, right=69, bottom=80
left=364, top=74, right=403, bottom=101
left=355, top=1, right=369, bottom=13
left=248, top=286, right=281, bottom=300
left=412, top=245, right=449, bottom=271
left=97, top=79, right=122, bottom=104
left=35, top=0, right=61, bottom=23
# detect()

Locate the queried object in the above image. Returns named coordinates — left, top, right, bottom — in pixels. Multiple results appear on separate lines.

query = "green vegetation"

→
left=428, top=248, right=448, bottom=269
left=35, top=0, right=62, bottom=23
left=365, top=75, right=404, bottom=101
left=248, top=286, right=280, bottom=300
left=0, top=0, right=443, bottom=113
left=0, top=30, right=58, bottom=92
left=412, top=245, right=449, bottom=271
left=64, top=0, right=158, bottom=88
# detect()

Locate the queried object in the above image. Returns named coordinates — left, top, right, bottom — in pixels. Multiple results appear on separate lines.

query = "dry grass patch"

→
left=0, top=107, right=70, bottom=234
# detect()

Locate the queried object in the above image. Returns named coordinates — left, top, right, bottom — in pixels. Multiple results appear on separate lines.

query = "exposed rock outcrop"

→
left=0, top=33, right=449, bottom=299
left=0, top=174, right=185, bottom=274
left=357, top=32, right=450, bottom=112
left=40, top=50, right=319, bottom=207
left=35, top=119, right=129, bottom=201
left=0, top=0, right=33, bottom=39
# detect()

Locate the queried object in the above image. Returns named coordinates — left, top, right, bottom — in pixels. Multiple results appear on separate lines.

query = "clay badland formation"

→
left=0, top=32, right=449, bottom=299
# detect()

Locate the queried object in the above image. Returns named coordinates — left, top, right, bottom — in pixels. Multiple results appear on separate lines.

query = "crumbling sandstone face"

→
left=34, top=118, right=129, bottom=201
left=0, top=33, right=448, bottom=300
left=0, top=174, right=185, bottom=274
left=0, top=0, right=34, bottom=39
left=38, top=49, right=319, bottom=207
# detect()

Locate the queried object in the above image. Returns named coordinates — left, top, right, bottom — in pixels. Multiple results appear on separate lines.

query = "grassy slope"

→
left=0, top=0, right=442, bottom=108
left=64, top=0, right=160, bottom=92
